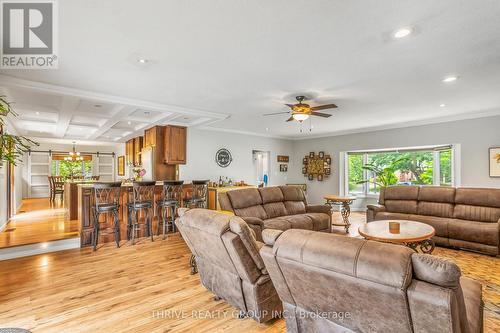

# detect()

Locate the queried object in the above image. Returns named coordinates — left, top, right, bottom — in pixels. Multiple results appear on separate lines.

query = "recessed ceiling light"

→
left=265, top=127, right=269, bottom=132
left=393, top=27, right=412, bottom=39
left=35, top=111, right=40, bottom=115
left=127, top=121, right=131, bottom=125
left=137, top=58, right=148, bottom=64
left=442, top=76, right=459, bottom=83
left=440, top=104, right=446, bottom=107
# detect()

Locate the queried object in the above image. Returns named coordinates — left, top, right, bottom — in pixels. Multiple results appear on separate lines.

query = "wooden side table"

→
left=324, top=195, right=356, bottom=233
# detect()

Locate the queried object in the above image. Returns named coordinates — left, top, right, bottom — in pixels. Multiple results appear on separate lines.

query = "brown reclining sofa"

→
left=261, top=228, right=483, bottom=333
left=367, top=186, right=500, bottom=255
left=218, top=186, right=331, bottom=241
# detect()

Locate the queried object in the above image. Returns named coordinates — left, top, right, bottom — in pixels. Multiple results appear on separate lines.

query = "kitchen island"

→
left=76, top=182, right=253, bottom=247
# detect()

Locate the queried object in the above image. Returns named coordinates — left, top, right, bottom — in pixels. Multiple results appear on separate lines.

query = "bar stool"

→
left=92, top=182, right=122, bottom=251
left=127, top=181, right=156, bottom=244
left=156, top=180, right=184, bottom=239
left=184, top=180, right=209, bottom=208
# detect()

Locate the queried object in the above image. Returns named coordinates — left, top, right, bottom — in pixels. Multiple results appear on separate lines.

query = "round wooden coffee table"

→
left=358, top=220, right=436, bottom=253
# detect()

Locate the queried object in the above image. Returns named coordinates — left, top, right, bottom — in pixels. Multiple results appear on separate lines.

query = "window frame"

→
left=343, top=145, right=456, bottom=198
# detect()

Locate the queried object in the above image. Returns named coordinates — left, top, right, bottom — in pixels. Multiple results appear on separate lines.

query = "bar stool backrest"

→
left=94, top=182, right=122, bottom=209
left=130, top=181, right=156, bottom=205
left=90, top=176, right=100, bottom=181
left=162, top=180, right=184, bottom=203
left=192, top=180, right=209, bottom=201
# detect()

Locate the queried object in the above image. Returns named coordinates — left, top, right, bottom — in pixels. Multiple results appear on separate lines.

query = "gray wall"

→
left=180, top=128, right=295, bottom=186
left=290, top=115, right=500, bottom=206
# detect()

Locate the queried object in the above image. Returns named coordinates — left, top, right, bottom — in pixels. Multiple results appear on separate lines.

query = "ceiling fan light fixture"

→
left=292, top=113, right=309, bottom=121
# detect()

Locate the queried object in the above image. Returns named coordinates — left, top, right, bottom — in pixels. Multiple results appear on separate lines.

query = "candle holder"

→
left=389, top=221, right=400, bottom=234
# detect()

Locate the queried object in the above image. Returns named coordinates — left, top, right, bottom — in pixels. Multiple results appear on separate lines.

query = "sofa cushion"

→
left=263, top=217, right=290, bottom=231
left=417, top=201, right=454, bottom=218
left=263, top=202, right=287, bottom=218
left=384, top=185, right=419, bottom=200
left=385, top=199, right=418, bottom=214
left=280, top=185, right=306, bottom=202
left=234, top=205, right=268, bottom=220
left=259, top=187, right=284, bottom=203
left=418, top=186, right=456, bottom=203
left=374, top=212, right=411, bottom=221
left=454, top=205, right=500, bottom=223
left=305, top=213, right=331, bottom=230
left=227, top=188, right=263, bottom=209
left=284, top=201, right=307, bottom=215
left=282, top=214, right=314, bottom=230
left=408, top=214, right=449, bottom=237
left=448, top=219, right=499, bottom=246
left=455, top=187, right=500, bottom=208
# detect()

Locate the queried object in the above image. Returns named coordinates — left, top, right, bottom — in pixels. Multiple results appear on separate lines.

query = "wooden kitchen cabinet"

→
left=164, top=125, right=186, bottom=164
left=133, top=136, right=143, bottom=166
left=144, top=126, right=156, bottom=147
left=125, top=139, right=134, bottom=165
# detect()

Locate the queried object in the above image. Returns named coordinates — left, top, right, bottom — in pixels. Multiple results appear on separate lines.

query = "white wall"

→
left=179, top=128, right=295, bottom=186
left=290, top=115, right=500, bottom=206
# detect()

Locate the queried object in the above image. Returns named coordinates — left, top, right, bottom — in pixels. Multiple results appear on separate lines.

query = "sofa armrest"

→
left=306, top=204, right=331, bottom=215
left=241, top=216, right=264, bottom=227
left=366, top=204, right=385, bottom=222
left=262, top=229, right=284, bottom=246
left=366, top=204, right=385, bottom=213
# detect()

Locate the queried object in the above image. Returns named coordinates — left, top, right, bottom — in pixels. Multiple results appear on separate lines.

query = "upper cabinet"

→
left=133, top=136, right=143, bottom=166
left=164, top=125, right=187, bottom=164
left=125, top=139, right=134, bottom=165
left=144, top=126, right=157, bottom=148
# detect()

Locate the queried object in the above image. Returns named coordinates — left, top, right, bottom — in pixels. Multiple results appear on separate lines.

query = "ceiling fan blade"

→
left=310, top=104, right=338, bottom=111
left=311, top=112, right=332, bottom=118
left=262, top=111, right=290, bottom=116
left=285, top=104, right=295, bottom=109
left=286, top=116, right=294, bottom=122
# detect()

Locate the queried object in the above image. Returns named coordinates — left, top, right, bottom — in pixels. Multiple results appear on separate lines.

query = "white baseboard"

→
left=0, top=237, right=80, bottom=261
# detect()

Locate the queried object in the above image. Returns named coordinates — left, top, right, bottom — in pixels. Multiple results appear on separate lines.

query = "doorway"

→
left=252, top=150, right=270, bottom=186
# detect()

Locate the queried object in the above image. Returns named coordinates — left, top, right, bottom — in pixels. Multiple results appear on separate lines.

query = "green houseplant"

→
left=0, top=96, right=38, bottom=166
left=357, top=157, right=409, bottom=188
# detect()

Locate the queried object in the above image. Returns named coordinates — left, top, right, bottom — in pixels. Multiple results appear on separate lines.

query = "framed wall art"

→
left=490, top=147, right=500, bottom=177
left=117, top=156, right=125, bottom=176
left=302, top=151, right=332, bottom=181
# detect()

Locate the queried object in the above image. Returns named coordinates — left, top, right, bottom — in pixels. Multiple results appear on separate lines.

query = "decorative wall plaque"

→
left=277, top=155, right=289, bottom=163
left=302, top=151, right=331, bottom=181
left=215, top=148, right=232, bottom=167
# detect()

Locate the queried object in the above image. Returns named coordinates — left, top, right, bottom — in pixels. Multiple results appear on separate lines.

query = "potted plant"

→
left=0, top=96, right=38, bottom=166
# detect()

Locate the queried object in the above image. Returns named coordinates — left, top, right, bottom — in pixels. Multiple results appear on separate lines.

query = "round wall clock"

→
left=215, top=148, right=232, bottom=167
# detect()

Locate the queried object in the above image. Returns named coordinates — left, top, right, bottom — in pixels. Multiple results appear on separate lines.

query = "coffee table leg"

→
left=406, top=239, right=435, bottom=254
left=340, top=202, right=351, bottom=233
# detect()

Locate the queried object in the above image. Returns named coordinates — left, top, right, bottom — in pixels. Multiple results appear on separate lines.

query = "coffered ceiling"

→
left=0, top=76, right=227, bottom=142
left=1, top=0, right=500, bottom=141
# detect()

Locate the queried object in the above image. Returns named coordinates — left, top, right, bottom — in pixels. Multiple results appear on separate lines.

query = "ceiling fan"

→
left=263, top=95, right=338, bottom=122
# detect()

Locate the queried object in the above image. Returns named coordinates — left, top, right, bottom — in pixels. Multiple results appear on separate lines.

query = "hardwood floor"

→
left=0, top=198, right=79, bottom=248
left=0, top=209, right=498, bottom=332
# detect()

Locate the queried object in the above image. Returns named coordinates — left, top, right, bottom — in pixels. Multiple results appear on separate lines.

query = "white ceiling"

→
left=1, top=0, right=500, bottom=141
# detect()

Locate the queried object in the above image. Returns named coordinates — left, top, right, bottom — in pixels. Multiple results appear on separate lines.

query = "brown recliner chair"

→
left=260, top=229, right=483, bottom=333
left=175, top=208, right=282, bottom=323
left=219, top=186, right=331, bottom=241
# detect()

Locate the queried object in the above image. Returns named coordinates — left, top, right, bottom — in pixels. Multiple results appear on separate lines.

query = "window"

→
left=51, top=155, right=93, bottom=178
left=346, top=146, right=454, bottom=196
